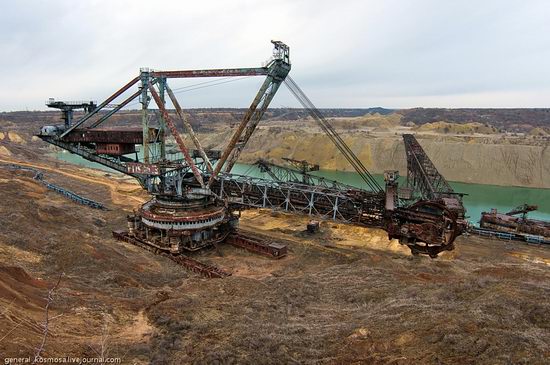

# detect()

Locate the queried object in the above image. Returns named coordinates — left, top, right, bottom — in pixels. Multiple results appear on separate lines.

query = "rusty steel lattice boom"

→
left=211, top=172, right=386, bottom=226
left=403, top=134, right=455, bottom=200
left=402, top=133, right=466, bottom=233
left=255, top=159, right=357, bottom=191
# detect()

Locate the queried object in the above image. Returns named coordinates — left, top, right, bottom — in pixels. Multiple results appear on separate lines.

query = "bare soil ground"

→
left=0, top=151, right=549, bottom=364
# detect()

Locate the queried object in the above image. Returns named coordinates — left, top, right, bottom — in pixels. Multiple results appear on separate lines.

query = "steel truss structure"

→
left=37, top=41, right=461, bottom=259
left=255, top=159, right=360, bottom=191
left=403, top=134, right=466, bottom=222
left=403, top=133, right=457, bottom=200
left=212, top=172, right=385, bottom=226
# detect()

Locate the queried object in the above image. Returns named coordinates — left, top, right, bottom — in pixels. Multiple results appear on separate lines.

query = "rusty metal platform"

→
left=226, top=231, right=287, bottom=258
left=112, top=230, right=231, bottom=278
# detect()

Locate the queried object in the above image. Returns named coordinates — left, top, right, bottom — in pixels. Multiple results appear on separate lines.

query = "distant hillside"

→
left=413, top=121, right=499, bottom=135
left=399, top=108, right=550, bottom=133
left=0, top=108, right=395, bottom=133
left=0, top=107, right=393, bottom=122
left=1, top=107, right=548, bottom=135
left=1, top=108, right=549, bottom=188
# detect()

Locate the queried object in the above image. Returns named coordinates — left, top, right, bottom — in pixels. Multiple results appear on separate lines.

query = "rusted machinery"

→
left=307, top=220, right=321, bottom=234
left=38, top=40, right=462, bottom=272
left=226, top=231, right=288, bottom=258
left=387, top=200, right=459, bottom=257
left=60, top=128, right=154, bottom=155
left=400, top=134, right=465, bottom=254
left=480, top=205, right=550, bottom=239
left=2, top=163, right=105, bottom=210
left=45, top=99, right=99, bottom=128
left=112, top=230, right=232, bottom=278
left=402, top=134, right=466, bottom=220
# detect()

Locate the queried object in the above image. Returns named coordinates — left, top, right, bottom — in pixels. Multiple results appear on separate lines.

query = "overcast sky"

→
left=1, top=0, right=549, bottom=111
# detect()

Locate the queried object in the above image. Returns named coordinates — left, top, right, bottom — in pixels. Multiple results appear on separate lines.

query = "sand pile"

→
left=8, top=132, right=26, bottom=144
left=0, top=146, right=11, bottom=156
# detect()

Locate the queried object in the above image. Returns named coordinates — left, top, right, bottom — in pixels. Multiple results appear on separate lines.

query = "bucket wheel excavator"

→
left=38, top=41, right=461, bottom=274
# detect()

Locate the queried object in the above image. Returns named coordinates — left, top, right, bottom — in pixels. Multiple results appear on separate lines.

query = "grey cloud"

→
left=1, top=0, right=549, bottom=110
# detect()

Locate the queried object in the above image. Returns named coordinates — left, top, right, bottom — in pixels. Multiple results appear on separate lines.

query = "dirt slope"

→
left=0, top=159, right=549, bottom=364
left=196, top=129, right=550, bottom=188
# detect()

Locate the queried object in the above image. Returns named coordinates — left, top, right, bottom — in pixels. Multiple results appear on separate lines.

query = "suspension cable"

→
left=125, top=76, right=253, bottom=109
left=284, top=76, right=382, bottom=192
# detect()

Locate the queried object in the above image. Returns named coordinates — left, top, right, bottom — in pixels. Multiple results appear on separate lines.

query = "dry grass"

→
left=0, top=153, right=549, bottom=364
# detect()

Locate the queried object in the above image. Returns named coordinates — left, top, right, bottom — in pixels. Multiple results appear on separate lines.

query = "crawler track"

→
left=470, top=226, right=549, bottom=245
left=2, top=163, right=106, bottom=209
left=112, top=230, right=231, bottom=278
left=227, top=230, right=287, bottom=258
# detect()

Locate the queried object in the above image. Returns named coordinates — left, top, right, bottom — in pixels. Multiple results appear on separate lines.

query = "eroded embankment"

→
left=196, top=129, right=550, bottom=188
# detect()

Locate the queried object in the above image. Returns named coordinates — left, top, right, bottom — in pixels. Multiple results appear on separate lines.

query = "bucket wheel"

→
left=387, top=200, right=459, bottom=258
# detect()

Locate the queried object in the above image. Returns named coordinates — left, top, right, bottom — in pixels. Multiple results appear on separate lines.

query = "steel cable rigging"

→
left=284, top=75, right=383, bottom=193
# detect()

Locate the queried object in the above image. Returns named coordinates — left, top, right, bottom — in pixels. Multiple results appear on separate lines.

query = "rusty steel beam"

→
left=88, top=88, right=142, bottom=129
left=170, top=255, right=231, bottom=278
left=165, top=84, right=213, bottom=173
left=148, top=86, right=206, bottom=188
left=60, top=76, right=140, bottom=138
left=226, top=231, right=287, bottom=259
left=208, top=76, right=274, bottom=187
left=151, top=68, right=268, bottom=79
left=224, top=80, right=283, bottom=172
left=61, top=128, right=149, bottom=144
